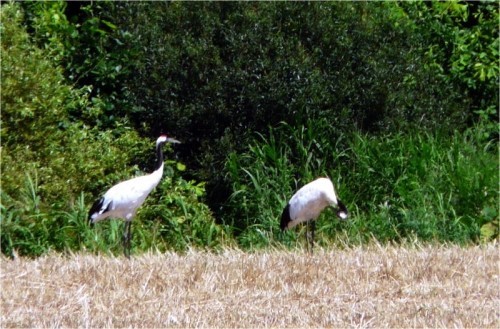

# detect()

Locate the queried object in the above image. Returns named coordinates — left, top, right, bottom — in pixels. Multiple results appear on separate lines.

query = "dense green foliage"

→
left=1, top=1, right=498, bottom=257
left=1, top=3, right=224, bottom=257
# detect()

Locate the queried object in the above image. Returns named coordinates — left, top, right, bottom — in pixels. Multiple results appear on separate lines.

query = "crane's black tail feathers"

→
left=88, top=197, right=105, bottom=225
left=280, top=203, right=291, bottom=231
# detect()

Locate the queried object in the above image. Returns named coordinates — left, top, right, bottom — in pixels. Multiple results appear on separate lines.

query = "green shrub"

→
left=1, top=3, right=145, bottom=205
left=20, top=2, right=473, bottom=208
left=1, top=3, right=227, bottom=257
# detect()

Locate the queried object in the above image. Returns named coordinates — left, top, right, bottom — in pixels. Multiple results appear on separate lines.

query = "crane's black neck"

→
left=155, top=142, right=165, bottom=171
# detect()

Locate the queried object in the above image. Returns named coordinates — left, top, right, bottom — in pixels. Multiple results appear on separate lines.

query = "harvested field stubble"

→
left=1, top=244, right=498, bottom=328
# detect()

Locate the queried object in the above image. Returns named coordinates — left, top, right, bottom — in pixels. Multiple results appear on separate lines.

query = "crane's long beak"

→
left=166, top=137, right=181, bottom=144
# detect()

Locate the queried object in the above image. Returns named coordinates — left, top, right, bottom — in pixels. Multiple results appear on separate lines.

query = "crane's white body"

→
left=89, top=162, right=164, bottom=223
left=88, top=135, right=180, bottom=257
left=281, top=177, right=347, bottom=230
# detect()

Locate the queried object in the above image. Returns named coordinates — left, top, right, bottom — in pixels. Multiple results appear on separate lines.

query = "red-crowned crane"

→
left=280, top=177, right=348, bottom=252
left=88, top=135, right=180, bottom=258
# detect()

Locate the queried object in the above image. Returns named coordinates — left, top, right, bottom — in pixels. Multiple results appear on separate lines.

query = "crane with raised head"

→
left=88, top=135, right=180, bottom=258
left=281, top=177, right=348, bottom=252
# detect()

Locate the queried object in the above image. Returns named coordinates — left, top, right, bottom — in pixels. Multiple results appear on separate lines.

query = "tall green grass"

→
left=340, top=129, right=498, bottom=244
left=224, top=122, right=498, bottom=249
left=224, top=119, right=349, bottom=248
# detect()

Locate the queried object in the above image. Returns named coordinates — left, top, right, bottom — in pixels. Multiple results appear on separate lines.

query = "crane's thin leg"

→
left=305, top=221, right=309, bottom=252
left=123, top=221, right=132, bottom=259
left=306, top=220, right=315, bottom=254
left=311, top=220, right=316, bottom=254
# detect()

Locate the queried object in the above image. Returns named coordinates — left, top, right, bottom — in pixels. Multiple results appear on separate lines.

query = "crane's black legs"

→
left=306, top=220, right=316, bottom=254
left=311, top=220, right=316, bottom=252
left=123, top=221, right=132, bottom=259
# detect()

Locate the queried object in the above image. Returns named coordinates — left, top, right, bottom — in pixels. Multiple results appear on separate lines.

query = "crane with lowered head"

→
left=88, top=135, right=180, bottom=258
left=281, top=177, right=348, bottom=252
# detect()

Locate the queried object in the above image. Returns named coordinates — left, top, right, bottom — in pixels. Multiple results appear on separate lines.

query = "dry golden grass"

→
left=1, top=243, right=499, bottom=328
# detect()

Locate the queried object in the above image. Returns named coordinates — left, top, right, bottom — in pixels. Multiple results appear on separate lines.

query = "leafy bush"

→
left=1, top=3, right=226, bottom=257
left=133, top=173, right=228, bottom=253
left=399, top=1, right=499, bottom=139
left=1, top=3, right=145, bottom=203
left=20, top=2, right=475, bottom=208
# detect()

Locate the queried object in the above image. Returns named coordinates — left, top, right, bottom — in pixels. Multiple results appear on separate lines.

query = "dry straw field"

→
left=1, top=243, right=499, bottom=328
